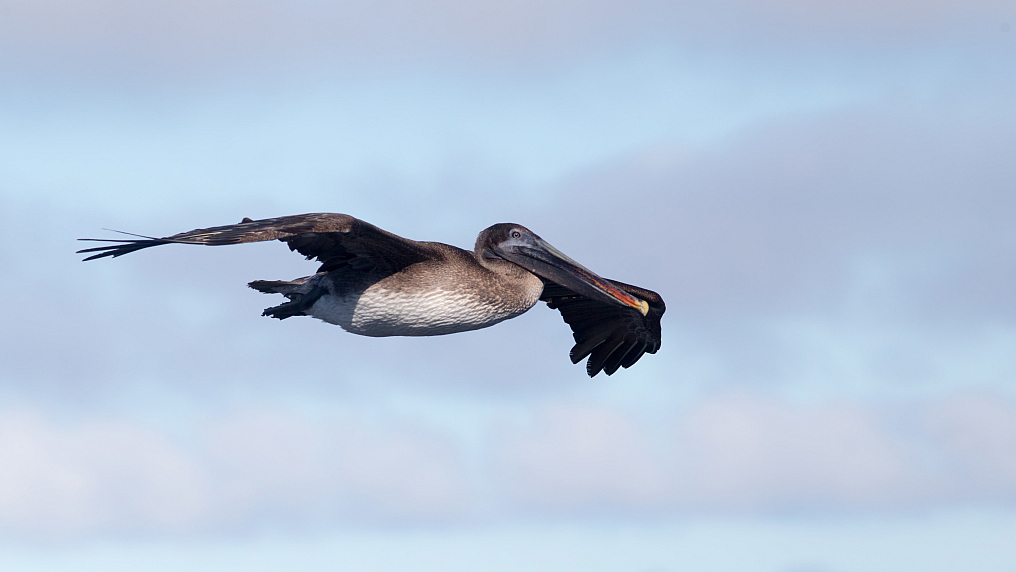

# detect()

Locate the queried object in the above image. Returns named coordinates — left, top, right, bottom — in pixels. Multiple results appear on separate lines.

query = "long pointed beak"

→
left=492, top=236, right=648, bottom=315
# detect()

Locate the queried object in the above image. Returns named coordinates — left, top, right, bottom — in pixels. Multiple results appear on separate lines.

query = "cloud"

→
left=545, top=106, right=1016, bottom=321
left=0, top=411, right=204, bottom=534
left=0, top=392, right=1013, bottom=536
left=492, top=394, right=1016, bottom=516
left=1, top=0, right=1012, bottom=77
left=495, top=406, right=668, bottom=512
left=926, top=396, right=1016, bottom=500
left=675, top=396, right=916, bottom=510
left=0, top=408, right=465, bottom=535
left=201, top=410, right=467, bottom=527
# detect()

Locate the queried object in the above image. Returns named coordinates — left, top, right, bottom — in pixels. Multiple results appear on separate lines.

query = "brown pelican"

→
left=79, top=213, right=665, bottom=376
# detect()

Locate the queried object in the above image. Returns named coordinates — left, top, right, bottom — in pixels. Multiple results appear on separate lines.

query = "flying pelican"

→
left=79, top=213, right=665, bottom=376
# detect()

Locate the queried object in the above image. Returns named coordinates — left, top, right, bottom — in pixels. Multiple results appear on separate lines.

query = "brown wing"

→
left=541, top=279, right=665, bottom=377
left=78, top=213, right=433, bottom=273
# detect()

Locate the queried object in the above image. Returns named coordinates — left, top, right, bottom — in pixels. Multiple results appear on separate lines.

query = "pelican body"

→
left=284, top=238, right=544, bottom=337
left=79, top=214, right=665, bottom=376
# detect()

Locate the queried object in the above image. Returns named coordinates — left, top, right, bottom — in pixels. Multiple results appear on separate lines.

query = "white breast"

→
left=308, top=285, right=537, bottom=337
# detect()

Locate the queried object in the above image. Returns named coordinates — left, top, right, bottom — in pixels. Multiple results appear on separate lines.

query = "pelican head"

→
left=475, top=223, right=647, bottom=315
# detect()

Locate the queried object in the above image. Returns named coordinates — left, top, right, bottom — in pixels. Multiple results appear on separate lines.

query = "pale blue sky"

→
left=1, top=0, right=1014, bottom=570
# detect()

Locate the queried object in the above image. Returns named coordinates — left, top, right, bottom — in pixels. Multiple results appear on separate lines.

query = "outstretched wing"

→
left=541, top=280, right=665, bottom=377
left=78, top=213, right=433, bottom=273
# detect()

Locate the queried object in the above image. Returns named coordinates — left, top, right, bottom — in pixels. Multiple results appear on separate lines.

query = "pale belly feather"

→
left=308, top=285, right=536, bottom=337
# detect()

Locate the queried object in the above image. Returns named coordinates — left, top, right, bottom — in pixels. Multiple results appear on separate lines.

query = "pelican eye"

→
left=510, top=230, right=522, bottom=239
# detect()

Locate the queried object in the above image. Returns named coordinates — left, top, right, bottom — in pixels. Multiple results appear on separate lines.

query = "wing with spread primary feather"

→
left=78, top=213, right=433, bottom=273
left=541, top=280, right=665, bottom=377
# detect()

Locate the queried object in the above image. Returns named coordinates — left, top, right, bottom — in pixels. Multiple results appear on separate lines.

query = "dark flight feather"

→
left=77, top=213, right=433, bottom=273
left=541, top=280, right=665, bottom=377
